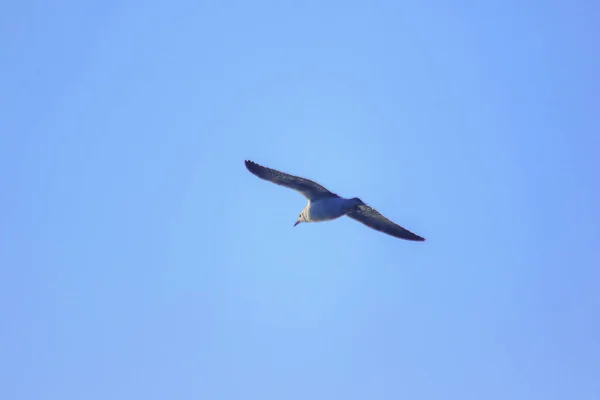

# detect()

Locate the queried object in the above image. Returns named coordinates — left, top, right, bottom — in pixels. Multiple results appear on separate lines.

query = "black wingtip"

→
left=245, top=160, right=258, bottom=167
left=409, top=232, right=426, bottom=242
left=245, top=160, right=260, bottom=174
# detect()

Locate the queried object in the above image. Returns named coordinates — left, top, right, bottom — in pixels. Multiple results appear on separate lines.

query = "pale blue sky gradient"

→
left=2, top=1, right=599, bottom=399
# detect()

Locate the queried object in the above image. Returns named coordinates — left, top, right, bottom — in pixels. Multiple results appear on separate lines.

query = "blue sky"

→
left=1, top=1, right=599, bottom=399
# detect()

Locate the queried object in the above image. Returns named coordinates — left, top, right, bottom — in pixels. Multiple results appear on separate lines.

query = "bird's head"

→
left=294, top=212, right=307, bottom=227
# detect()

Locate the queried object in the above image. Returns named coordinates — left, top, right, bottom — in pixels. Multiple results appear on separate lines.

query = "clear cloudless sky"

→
left=1, top=1, right=599, bottom=399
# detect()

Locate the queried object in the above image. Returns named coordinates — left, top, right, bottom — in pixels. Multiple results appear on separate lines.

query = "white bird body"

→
left=302, top=197, right=360, bottom=222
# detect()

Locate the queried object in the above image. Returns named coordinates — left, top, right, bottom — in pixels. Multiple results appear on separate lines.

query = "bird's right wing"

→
left=347, top=204, right=425, bottom=241
left=245, top=160, right=338, bottom=200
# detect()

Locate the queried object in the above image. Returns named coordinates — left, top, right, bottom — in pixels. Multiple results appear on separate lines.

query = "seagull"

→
left=244, top=160, right=425, bottom=241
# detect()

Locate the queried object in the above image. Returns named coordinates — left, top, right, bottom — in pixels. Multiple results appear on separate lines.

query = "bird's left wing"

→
left=347, top=204, right=425, bottom=241
left=245, top=160, right=338, bottom=200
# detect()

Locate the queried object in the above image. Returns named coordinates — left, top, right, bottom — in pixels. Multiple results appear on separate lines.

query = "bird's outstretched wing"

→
left=245, top=160, right=338, bottom=200
left=347, top=204, right=425, bottom=241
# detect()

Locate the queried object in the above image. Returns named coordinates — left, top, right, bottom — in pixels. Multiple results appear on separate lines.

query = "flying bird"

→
left=244, top=160, right=425, bottom=241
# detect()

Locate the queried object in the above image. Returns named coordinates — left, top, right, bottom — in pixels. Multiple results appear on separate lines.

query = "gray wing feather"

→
left=245, top=160, right=338, bottom=200
left=347, top=204, right=425, bottom=241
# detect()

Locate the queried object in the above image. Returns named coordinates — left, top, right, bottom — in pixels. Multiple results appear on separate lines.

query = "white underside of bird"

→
left=297, top=197, right=361, bottom=224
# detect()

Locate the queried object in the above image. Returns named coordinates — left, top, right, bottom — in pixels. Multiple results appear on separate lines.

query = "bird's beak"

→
left=294, top=220, right=300, bottom=227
